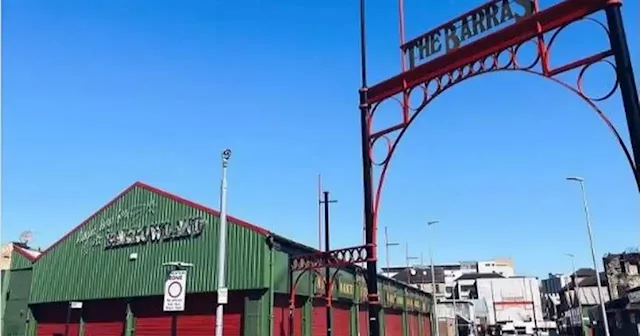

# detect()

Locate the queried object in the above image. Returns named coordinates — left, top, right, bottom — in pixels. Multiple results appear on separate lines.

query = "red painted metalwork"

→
left=422, top=314, right=432, bottom=336
left=288, top=251, right=368, bottom=336
left=364, top=0, right=639, bottom=235
left=332, top=302, right=352, bottom=336
left=384, top=308, right=404, bottom=336
left=290, top=246, right=369, bottom=272
left=82, top=299, right=126, bottom=336
left=358, top=307, right=369, bottom=336
left=33, top=303, right=81, bottom=336
left=131, top=294, right=243, bottom=336
left=274, top=295, right=303, bottom=336
left=311, top=298, right=329, bottom=336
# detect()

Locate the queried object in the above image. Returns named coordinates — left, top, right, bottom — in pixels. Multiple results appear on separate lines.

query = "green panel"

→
left=9, top=251, right=32, bottom=270
left=25, top=308, right=36, bottom=336
left=244, top=290, right=269, bottom=336
left=272, top=250, right=314, bottom=296
left=303, top=298, right=312, bottom=336
left=350, top=304, right=357, bottom=336
left=31, top=186, right=267, bottom=303
left=3, top=269, right=33, bottom=336
left=1, top=270, right=9, bottom=328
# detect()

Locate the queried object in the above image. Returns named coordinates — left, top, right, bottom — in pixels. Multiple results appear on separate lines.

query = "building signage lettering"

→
left=403, top=0, right=534, bottom=69
left=315, top=274, right=326, bottom=294
left=75, top=200, right=157, bottom=253
left=339, top=282, right=354, bottom=296
left=385, top=289, right=403, bottom=307
left=105, top=217, right=205, bottom=249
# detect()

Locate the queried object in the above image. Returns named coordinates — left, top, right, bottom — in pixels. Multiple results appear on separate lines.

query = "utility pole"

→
left=215, top=149, right=231, bottom=336
left=317, top=174, right=323, bottom=251
left=566, top=253, right=583, bottom=336
left=427, top=220, right=440, bottom=336
left=384, top=227, right=399, bottom=277
left=405, top=243, right=417, bottom=285
left=321, top=191, right=337, bottom=336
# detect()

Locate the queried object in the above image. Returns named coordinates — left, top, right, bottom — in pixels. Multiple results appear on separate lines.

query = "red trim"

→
left=36, top=181, right=271, bottom=261
left=13, top=245, right=39, bottom=262
left=494, top=301, right=533, bottom=306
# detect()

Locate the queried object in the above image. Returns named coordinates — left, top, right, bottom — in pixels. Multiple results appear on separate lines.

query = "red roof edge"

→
left=35, top=181, right=271, bottom=262
left=13, top=245, right=38, bottom=263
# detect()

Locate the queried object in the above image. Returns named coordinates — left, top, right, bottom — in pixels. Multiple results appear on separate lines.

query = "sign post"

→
left=163, top=269, right=187, bottom=312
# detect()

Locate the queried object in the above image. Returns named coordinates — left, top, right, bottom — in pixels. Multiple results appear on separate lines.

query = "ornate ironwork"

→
left=358, top=0, right=639, bottom=335
left=366, top=13, right=637, bottom=220
left=290, top=245, right=369, bottom=272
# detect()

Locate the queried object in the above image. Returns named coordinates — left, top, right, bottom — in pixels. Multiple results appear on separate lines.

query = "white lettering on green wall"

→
left=75, top=200, right=157, bottom=253
left=105, top=217, right=205, bottom=249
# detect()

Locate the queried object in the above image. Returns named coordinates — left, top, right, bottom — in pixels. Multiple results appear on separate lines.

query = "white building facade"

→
left=477, top=258, right=515, bottom=277
left=475, top=277, right=544, bottom=333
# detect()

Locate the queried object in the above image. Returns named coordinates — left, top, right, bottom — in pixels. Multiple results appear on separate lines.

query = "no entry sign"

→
left=163, top=270, right=187, bottom=311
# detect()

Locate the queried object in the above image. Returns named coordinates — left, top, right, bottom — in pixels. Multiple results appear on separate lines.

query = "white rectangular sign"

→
left=218, top=287, right=228, bottom=305
left=163, top=270, right=187, bottom=312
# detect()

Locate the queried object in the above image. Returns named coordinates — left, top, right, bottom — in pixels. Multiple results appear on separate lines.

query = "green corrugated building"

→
left=2, top=243, right=39, bottom=336
left=6, top=182, right=433, bottom=336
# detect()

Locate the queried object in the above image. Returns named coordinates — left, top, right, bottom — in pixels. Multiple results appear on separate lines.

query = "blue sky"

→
left=3, top=0, right=639, bottom=278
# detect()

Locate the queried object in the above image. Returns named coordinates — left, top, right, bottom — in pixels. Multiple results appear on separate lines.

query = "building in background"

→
left=436, top=299, right=476, bottom=336
left=475, top=276, right=544, bottom=334
left=383, top=258, right=508, bottom=299
left=455, top=273, right=506, bottom=300
left=392, top=266, right=448, bottom=300
left=604, top=251, right=640, bottom=300
left=540, top=272, right=572, bottom=320
left=477, top=258, right=515, bottom=277
left=603, top=251, right=640, bottom=336
left=557, top=268, right=609, bottom=336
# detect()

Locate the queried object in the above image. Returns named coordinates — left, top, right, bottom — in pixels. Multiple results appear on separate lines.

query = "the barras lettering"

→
left=404, top=0, right=534, bottom=69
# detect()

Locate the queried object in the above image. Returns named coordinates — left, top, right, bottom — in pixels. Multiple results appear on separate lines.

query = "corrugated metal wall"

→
left=10, top=250, right=33, bottom=270
left=30, top=185, right=268, bottom=303
left=3, top=269, right=33, bottom=336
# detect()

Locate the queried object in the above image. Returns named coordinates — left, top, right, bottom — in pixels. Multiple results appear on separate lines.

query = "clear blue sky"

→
left=3, top=0, right=639, bottom=278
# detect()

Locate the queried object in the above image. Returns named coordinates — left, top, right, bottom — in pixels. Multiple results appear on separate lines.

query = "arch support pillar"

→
left=605, top=4, right=640, bottom=185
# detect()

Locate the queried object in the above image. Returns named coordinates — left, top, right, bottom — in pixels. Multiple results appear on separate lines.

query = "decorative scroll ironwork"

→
left=287, top=246, right=368, bottom=336
left=290, top=245, right=369, bottom=272
left=366, top=14, right=637, bottom=220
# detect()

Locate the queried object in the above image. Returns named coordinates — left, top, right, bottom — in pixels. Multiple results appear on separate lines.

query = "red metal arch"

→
left=366, top=7, right=639, bottom=221
left=287, top=248, right=369, bottom=336
left=357, top=0, right=640, bottom=335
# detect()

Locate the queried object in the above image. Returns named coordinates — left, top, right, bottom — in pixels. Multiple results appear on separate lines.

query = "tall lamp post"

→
left=215, top=149, right=232, bottom=336
left=566, top=253, right=583, bottom=336
left=427, top=220, right=441, bottom=336
left=566, top=176, right=610, bottom=336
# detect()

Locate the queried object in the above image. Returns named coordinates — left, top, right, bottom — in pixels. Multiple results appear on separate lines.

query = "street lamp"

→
left=566, top=176, right=610, bottom=336
left=565, top=253, right=583, bottom=336
left=215, top=149, right=232, bottom=336
left=427, top=220, right=441, bottom=336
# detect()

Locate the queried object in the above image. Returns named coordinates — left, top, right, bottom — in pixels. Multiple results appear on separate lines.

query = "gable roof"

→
left=35, top=181, right=270, bottom=261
